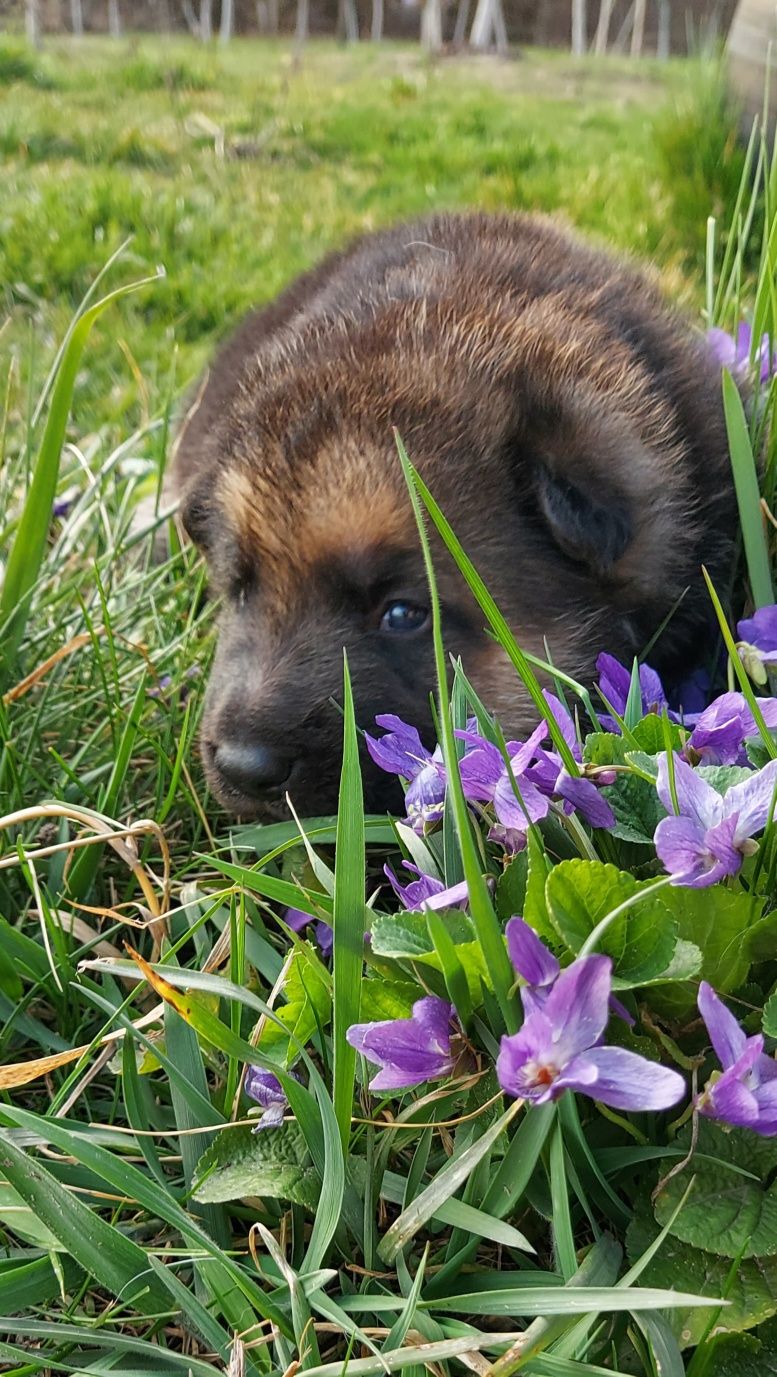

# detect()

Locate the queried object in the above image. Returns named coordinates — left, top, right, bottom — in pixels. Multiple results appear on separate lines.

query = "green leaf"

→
left=358, top=976, right=418, bottom=1022
left=632, top=715, right=685, bottom=753
left=193, top=1123, right=321, bottom=1210
left=655, top=1120, right=777, bottom=1260
left=701, top=1329, right=777, bottom=1375
left=0, top=1254, right=81, bottom=1314
left=496, top=852, right=528, bottom=922
left=599, top=769, right=665, bottom=845
left=260, top=941, right=332, bottom=1056
left=371, top=908, right=476, bottom=958
left=524, top=827, right=555, bottom=945
left=379, top=1171, right=533, bottom=1252
left=370, top=909, right=489, bottom=1003
left=660, top=885, right=762, bottom=993
left=545, top=860, right=677, bottom=985
left=627, top=1205, right=777, bottom=1347
left=698, top=764, right=758, bottom=794
left=584, top=731, right=628, bottom=767
left=400, top=442, right=519, bottom=1034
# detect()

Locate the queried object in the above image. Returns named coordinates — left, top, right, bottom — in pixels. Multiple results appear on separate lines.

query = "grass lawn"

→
left=1, top=36, right=741, bottom=437
left=1, top=36, right=772, bottom=1375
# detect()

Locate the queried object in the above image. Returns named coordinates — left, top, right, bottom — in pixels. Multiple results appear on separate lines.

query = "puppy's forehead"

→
left=217, top=435, right=415, bottom=594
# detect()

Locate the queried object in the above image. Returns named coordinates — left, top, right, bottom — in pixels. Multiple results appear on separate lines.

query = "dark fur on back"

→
left=174, top=211, right=736, bottom=818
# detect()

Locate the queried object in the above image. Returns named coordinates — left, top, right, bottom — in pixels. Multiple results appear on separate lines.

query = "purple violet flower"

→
left=596, top=653, right=676, bottom=731
left=526, top=693, right=616, bottom=830
left=506, top=916, right=634, bottom=1026
left=346, top=995, right=456, bottom=1091
left=458, top=722, right=550, bottom=850
left=496, top=953, right=685, bottom=1111
left=365, top=715, right=446, bottom=831
left=244, top=1067, right=289, bottom=1130
left=384, top=862, right=468, bottom=912
left=707, top=322, right=776, bottom=384
left=737, top=606, right=777, bottom=686
left=654, top=753, right=777, bottom=887
left=686, top=691, right=777, bottom=766
left=285, top=906, right=333, bottom=960
left=506, top=917, right=561, bottom=1018
left=52, top=485, right=81, bottom=520
left=696, top=982, right=777, bottom=1136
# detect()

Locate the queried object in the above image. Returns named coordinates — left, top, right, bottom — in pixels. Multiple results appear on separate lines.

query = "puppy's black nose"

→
left=215, top=740, right=294, bottom=797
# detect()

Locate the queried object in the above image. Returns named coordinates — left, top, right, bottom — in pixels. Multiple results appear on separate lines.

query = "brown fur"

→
left=173, top=211, right=736, bottom=818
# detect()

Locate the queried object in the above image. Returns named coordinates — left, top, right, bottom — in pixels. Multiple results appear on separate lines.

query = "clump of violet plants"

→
left=5, top=100, right=777, bottom=1377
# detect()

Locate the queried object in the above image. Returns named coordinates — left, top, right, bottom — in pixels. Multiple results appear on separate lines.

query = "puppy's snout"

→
left=214, top=738, right=295, bottom=799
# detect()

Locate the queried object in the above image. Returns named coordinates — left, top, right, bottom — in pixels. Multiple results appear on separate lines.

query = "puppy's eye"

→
left=379, top=601, right=429, bottom=633
left=230, top=573, right=254, bottom=607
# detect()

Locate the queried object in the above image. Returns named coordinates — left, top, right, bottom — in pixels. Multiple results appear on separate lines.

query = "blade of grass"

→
left=722, top=368, right=774, bottom=608
left=0, top=269, right=163, bottom=686
left=397, top=436, right=518, bottom=1034
left=488, top=1235, right=622, bottom=1376
left=424, top=1100, right=556, bottom=1298
left=0, top=1101, right=291, bottom=1342
left=549, top=1119, right=576, bottom=1282
left=331, top=652, right=366, bottom=1154
left=0, top=1128, right=173, bottom=1316
left=406, top=459, right=582, bottom=772
left=378, top=1097, right=524, bottom=1263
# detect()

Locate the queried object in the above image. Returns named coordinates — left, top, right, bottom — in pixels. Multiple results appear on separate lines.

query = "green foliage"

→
left=656, top=1123, right=777, bottom=1260
left=545, top=861, right=677, bottom=984
left=194, top=1123, right=321, bottom=1209
left=5, top=34, right=777, bottom=1377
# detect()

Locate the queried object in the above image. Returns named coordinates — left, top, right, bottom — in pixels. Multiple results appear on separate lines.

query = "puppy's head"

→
left=180, top=294, right=715, bottom=819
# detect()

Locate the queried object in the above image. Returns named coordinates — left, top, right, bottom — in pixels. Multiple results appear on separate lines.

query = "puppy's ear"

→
left=526, top=402, right=642, bottom=575
left=179, top=481, right=213, bottom=552
left=535, top=465, right=632, bottom=572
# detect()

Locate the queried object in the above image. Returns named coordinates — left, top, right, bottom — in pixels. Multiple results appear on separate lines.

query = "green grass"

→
left=1, top=36, right=772, bottom=1375
left=1, top=37, right=743, bottom=442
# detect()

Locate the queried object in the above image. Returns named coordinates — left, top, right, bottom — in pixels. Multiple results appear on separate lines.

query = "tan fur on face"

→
left=174, top=211, right=736, bottom=819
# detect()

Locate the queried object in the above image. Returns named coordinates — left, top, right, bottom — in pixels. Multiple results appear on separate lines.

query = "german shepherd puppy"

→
left=173, top=212, right=735, bottom=819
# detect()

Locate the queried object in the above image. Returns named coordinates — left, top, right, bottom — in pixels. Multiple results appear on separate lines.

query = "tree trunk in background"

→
left=470, top=0, right=506, bottom=51
left=180, top=0, right=199, bottom=32
left=219, top=0, right=234, bottom=41
left=256, top=0, right=280, bottom=31
left=108, top=0, right=122, bottom=32
left=200, top=0, right=212, bottom=39
left=612, top=0, right=634, bottom=50
left=421, top=0, right=442, bottom=50
left=337, top=0, right=359, bottom=40
left=728, top=0, right=777, bottom=139
left=453, top=0, right=470, bottom=44
left=493, top=0, right=506, bottom=50
left=571, top=0, right=586, bottom=54
left=630, top=0, right=646, bottom=52
left=655, top=0, right=670, bottom=58
left=592, top=0, right=613, bottom=52
left=295, top=0, right=309, bottom=46
left=25, top=0, right=41, bottom=45
left=70, top=0, right=84, bottom=34
left=371, top=0, right=383, bottom=41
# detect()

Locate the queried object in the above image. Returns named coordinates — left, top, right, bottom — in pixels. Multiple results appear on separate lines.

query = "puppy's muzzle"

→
left=214, top=737, right=296, bottom=800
